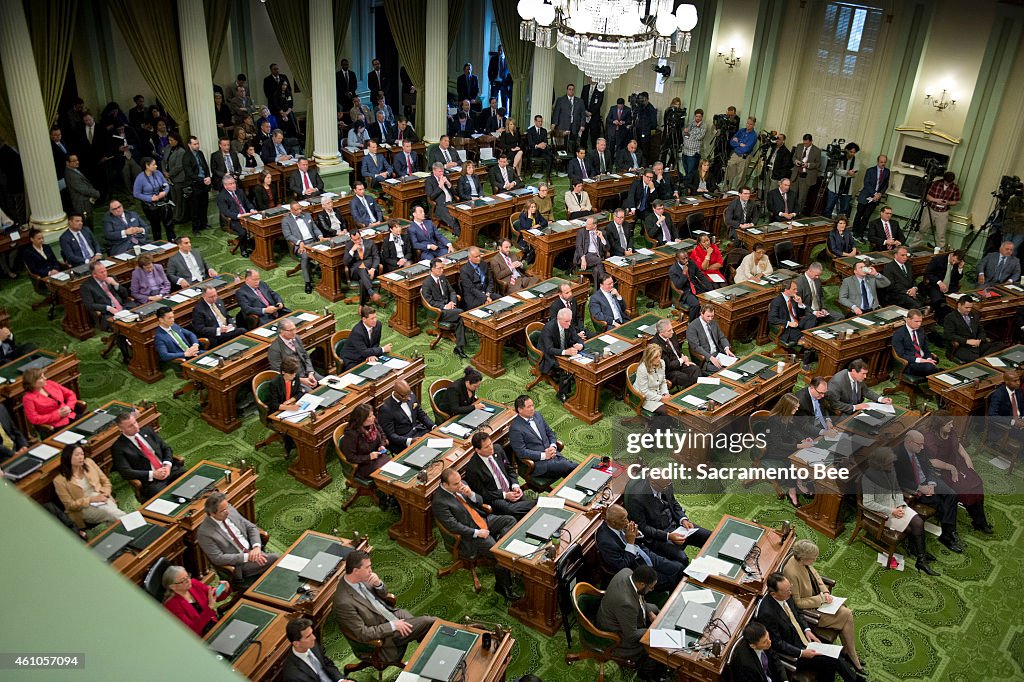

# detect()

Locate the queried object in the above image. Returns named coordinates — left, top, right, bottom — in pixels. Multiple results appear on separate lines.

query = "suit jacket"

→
left=508, top=413, right=558, bottom=462
left=0, top=404, right=28, bottom=462
left=490, top=251, right=527, bottom=293
left=765, top=188, right=798, bottom=219
left=393, top=150, right=420, bottom=179
left=196, top=505, right=267, bottom=579
left=216, top=188, right=255, bottom=225
left=605, top=106, right=633, bottom=142
left=350, top=194, right=384, bottom=227
left=728, top=638, right=784, bottom=682
left=564, top=190, right=593, bottom=216
left=857, top=165, right=890, bottom=203
left=367, top=69, right=385, bottom=97
left=668, top=260, right=712, bottom=296
left=686, top=318, right=730, bottom=365
left=263, top=73, right=290, bottom=102
left=360, top=152, right=393, bottom=180
left=827, top=229, right=856, bottom=257
left=623, top=478, right=688, bottom=542
left=548, top=296, right=586, bottom=338
left=892, top=324, right=933, bottom=365
left=182, top=148, right=211, bottom=184
left=539, top=318, right=582, bottom=374
left=331, top=578, right=415, bottom=663
left=488, top=165, right=523, bottom=194
left=377, top=394, right=434, bottom=452
left=595, top=568, right=652, bottom=659
left=59, top=228, right=101, bottom=266
left=944, top=310, right=987, bottom=348
left=393, top=125, right=419, bottom=144
left=313, top=207, right=347, bottom=237
left=623, top=180, right=657, bottom=213
left=595, top=523, right=662, bottom=587
left=64, top=167, right=100, bottom=215
left=573, top=228, right=609, bottom=265
left=838, top=274, right=890, bottom=311
left=923, top=254, right=963, bottom=295
left=754, top=593, right=813, bottom=659
left=767, top=293, right=809, bottom=339
left=643, top=213, right=677, bottom=245
left=882, top=260, right=919, bottom=302
left=111, top=427, right=178, bottom=495
left=768, top=144, right=794, bottom=181
left=80, top=276, right=130, bottom=316
left=209, top=150, right=244, bottom=190
left=790, top=144, right=822, bottom=184
left=457, top=73, right=480, bottom=102
left=435, top=381, right=477, bottom=418
left=421, top=274, right=458, bottom=314
left=867, top=218, right=906, bottom=251
left=567, top=156, right=594, bottom=185
left=345, top=239, right=381, bottom=277
left=335, top=69, right=357, bottom=107
left=431, top=487, right=499, bottom=558
left=464, top=451, right=520, bottom=506
left=236, top=282, right=284, bottom=322
left=977, top=252, right=1021, bottom=284
left=265, top=373, right=306, bottom=413
left=21, top=244, right=62, bottom=277
left=604, top=221, right=634, bottom=257
left=102, top=210, right=150, bottom=255
left=426, top=144, right=458, bottom=168
left=795, top=273, right=827, bottom=313
left=581, top=83, right=604, bottom=117
left=267, top=335, right=315, bottom=377
left=551, top=95, right=586, bottom=133
left=425, top=174, right=457, bottom=210
left=457, top=173, right=485, bottom=201
left=282, top=212, right=324, bottom=247
left=260, top=138, right=288, bottom=165
left=279, top=644, right=344, bottom=682
left=526, top=126, right=551, bottom=156
left=589, top=289, right=629, bottom=327
left=165, top=249, right=212, bottom=286
left=893, top=442, right=940, bottom=494
left=988, top=385, right=1024, bottom=426
left=724, top=199, right=761, bottom=231
left=340, top=321, right=384, bottom=368
left=587, top=148, right=614, bottom=175
left=381, top=233, right=414, bottom=271
left=827, top=369, right=881, bottom=415
left=287, top=168, right=324, bottom=198
left=650, top=333, right=692, bottom=378
left=795, top=386, right=835, bottom=424
left=614, top=148, right=646, bottom=172
left=459, top=261, right=495, bottom=309
left=368, top=121, right=394, bottom=144
left=192, top=299, right=234, bottom=341
left=155, top=324, right=199, bottom=362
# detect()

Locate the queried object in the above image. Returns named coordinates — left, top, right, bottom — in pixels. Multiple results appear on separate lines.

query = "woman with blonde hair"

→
left=497, top=118, right=524, bottom=176
left=634, top=343, right=672, bottom=415
left=783, top=539, right=865, bottom=674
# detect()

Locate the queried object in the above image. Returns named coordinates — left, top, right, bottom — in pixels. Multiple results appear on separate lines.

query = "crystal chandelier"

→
left=517, top=0, right=698, bottom=88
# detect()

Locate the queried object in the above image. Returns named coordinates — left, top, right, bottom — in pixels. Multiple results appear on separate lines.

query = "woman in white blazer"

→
left=634, top=344, right=671, bottom=414
left=564, top=179, right=593, bottom=219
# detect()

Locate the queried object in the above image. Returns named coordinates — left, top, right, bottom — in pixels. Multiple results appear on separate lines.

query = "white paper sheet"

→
left=536, top=496, right=565, bottom=509
left=934, top=374, right=960, bottom=385
left=277, top=554, right=311, bottom=573
left=469, top=309, right=492, bottom=318
left=28, top=444, right=61, bottom=461
left=383, top=358, right=410, bottom=369
left=517, top=290, right=537, bottom=299
left=382, top=272, right=403, bottom=280
left=865, top=402, right=895, bottom=414
left=815, top=596, right=847, bottom=615
left=504, top=539, right=538, bottom=557
left=649, top=629, right=684, bottom=649
left=250, top=327, right=276, bottom=337
left=877, top=552, right=905, bottom=570
left=987, top=357, right=1006, bottom=367
left=681, top=588, right=716, bottom=604
left=380, top=461, right=411, bottom=477
left=555, top=486, right=586, bottom=503
left=427, top=438, right=454, bottom=450
left=396, top=672, right=426, bottom=682
left=296, top=312, right=319, bottom=322
left=146, top=498, right=179, bottom=515
left=442, top=423, right=472, bottom=438
left=851, top=317, right=874, bottom=326
left=53, top=430, right=85, bottom=445
left=167, top=294, right=188, bottom=303
left=696, top=377, right=721, bottom=385
left=718, top=369, right=742, bottom=381
left=707, top=272, right=726, bottom=283
left=196, top=356, right=219, bottom=367
left=681, top=394, right=707, bottom=407
left=120, top=510, right=147, bottom=532
left=806, top=642, right=843, bottom=658
left=715, top=353, right=738, bottom=367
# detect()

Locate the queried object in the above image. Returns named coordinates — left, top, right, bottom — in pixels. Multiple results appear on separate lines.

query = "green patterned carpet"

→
left=7, top=177, right=1024, bottom=682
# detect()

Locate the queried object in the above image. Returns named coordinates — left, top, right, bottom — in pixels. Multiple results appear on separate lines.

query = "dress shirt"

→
left=701, top=319, right=717, bottom=354
left=603, top=291, right=623, bottom=323
left=182, top=251, right=203, bottom=281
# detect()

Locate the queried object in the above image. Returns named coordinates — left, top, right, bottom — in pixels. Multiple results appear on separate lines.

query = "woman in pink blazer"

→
left=22, top=366, right=79, bottom=429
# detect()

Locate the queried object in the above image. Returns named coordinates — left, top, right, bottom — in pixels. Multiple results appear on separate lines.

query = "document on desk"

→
left=850, top=317, right=874, bottom=326
left=333, top=374, right=365, bottom=388
left=382, top=358, right=410, bottom=370
left=707, top=272, right=726, bottom=283
left=196, top=356, right=219, bottom=367
left=671, top=526, right=703, bottom=540
left=100, top=259, right=116, bottom=267
left=781, top=259, right=801, bottom=268
left=718, top=369, right=742, bottom=381
left=815, top=596, right=847, bottom=615
left=312, top=244, right=330, bottom=251
left=53, top=430, right=85, bottom=445
left=441, top=423, right=471, bottom=438
left=527, top=228, right=544, bottom=236
left=250, top=327, right=276, bottom=337
left=504, top=538, right=538, bottom=557
left=517, top=290, right=537, bottom=299
left=146, top=498, right=179, bottom=515
left=469, top=309, right=491, bottom=318
left=427, top=438, right=454, bottom=450
left=121, top=510, right=147, bottom=532
left=715, top=353, right=738, bottom=367
left=28, top=444, right=61, bottom=461
left=381, top=272, right=404, bottom=281
left=50, top=272, right=71, bottom=281
left=278, top=409, right=312, bottom=423
left=807, top=642, right=843, bottom=658
left=380, top=461, right=411, bottom=477
left=797, top=447, right=830, bottom=464
left=115, top=252, right=134, bottom=261
left=680, top=394, right=707, bottom=407
left=865, top=402, right=895, bottom=414
left=396, top=673, right=427, bottom=682
left=556, top=486, right=586, bottom=503
left=649, top=629, right=684, bottom=649
left=180, top=288, right=201, bottom=298
left=296, top=312, right=319, bottom=322
left=536, top=496, right=565, bottom=509
left=696, top=377, right=720, bottom=386
left=987, top=357, right=1006, bottom=367
left=167, top=294, right=188, bottom=303
left=278, top=554, right=311, bottom=573
left=297, top=395, right=323, bottom=411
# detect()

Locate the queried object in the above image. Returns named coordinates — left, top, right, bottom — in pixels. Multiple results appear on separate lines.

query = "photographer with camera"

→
left=825, top=142, right=860, bottom=218
left=726, top=116, right=757, bottom=189
left=791, top=134, right=821, bottom=213
left=766, top=133, right=792, bottom=181
left=680, top=109, right=707, bottom=181
left=921, top=171, right=960, bottom=249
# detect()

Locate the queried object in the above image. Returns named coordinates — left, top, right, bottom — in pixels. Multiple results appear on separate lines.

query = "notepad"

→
left=681, top=394, right=707, bottom=407
left=850, top=317, right=874, bottom=326
left=296, top=312, right=318, bottom=322
left=469, top=309, right=492, bottom=318
left=53, top=430, right=85, bottom=445
left=649, top=629, right=684, bottom=649
left=146, top=498, right=179, bottom=515
left=196, top=356, right=219, bottom=367
left=121, top=510, right=147, bottom=532
left=28, top=444, right=61, bottom=461
left=50, top=272, right=71, bottom=281
left=517, top=290, right=536, bottom=299
left=707, top=272, right=726, bottom=283
left=715, top=353, right=738, bottom=367
left=167, top=294, right=188, bottom=303
left=115, top=252, right=134, bottom=261
left=250, top=327, right=276, bottom=337
left=987, top=357, right=1006, bottom=367
left=556, top=486, right=586, bottom=503
left=504, top=539, right=538, bottom=557
left=383, top=358, right=410, bottom=369
left=536, top=496, right=565, bottom=509
left=718, top=369, right=742, bottom=381
left=815, top=596, right=847, bottom=615
left=278, top=554, right=311, bottom=573
left=781, top=259, right=800, bottom=267
left=180, top=288, right=201, bottom=298
left=427, top=438, right=454, bottom=450
left=380, top=461, right=411, bottom=477
left=696, top=377, right=721, bottom=385
left=382, top=272, right=403, bottom=280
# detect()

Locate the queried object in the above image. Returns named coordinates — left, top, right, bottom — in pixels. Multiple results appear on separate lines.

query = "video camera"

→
left=825, top=138, right=847, bottom=163
left=994, top=175, right=1023, bottom=202
left=759, top=130, right=779, bottom=145
left=713, top=113, right=738, bottom=133
left=921, top=157, right=947, bottom=179
left=664, top=106, right=687, bottom=131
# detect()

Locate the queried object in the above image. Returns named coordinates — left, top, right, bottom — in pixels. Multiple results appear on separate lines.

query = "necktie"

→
left=631, top=152, right=638, bottom=168
left=302, top=650, right=333, bottom=682
left=943, top=260, right=954, bottom=287
left=225, top=153, right=233, bottom=173
left=284, top=380, right=292, bottom=402
left=851, top=378, right=860, bottom=402
left=760, top=650, right=771, bottom=679
left=100, top=281, right=123, bottom=311
left=911, top=453, right=925, bottom=486
left=134, top=434, right=163, bottom=470
left=782, top=600, right=810, bottom=646
left=76, top=232, right=93, bottom=259
left=361, top=197, right=371, bottom=221
left=811, top=396, right=827, bottom=430
left=783, top=193, right=788, bottom=214
left=589, top=231, right=598, bottom=253
left=356, top=581, right=397, bottom=622
left=884, top=221, right=892, bottom=242
left=621, top=530, right=653, bottom=565
left=580, top=159, right=588, bottom=179
left=599, top=154, right=606, bottom=173
left=875, top=169, right=882, bottom=192
left=997, top=257, right=1006, bottom=281
left=808, top=278, right=821, bottom=310
left=406, top=154, right=412, bottom=175
left=87, top=126, right=93, bottom=144
left=302, top=172, right=311, bottom=191
left=252, top=286, right=270, bottom=306
left=860, top=279, right=870, bottom=310
left=568, top=98, right=574, bottom=125
left=502, top=167, right=509, bottom=185
left=382, top=122, right=388, bottom=139
left=527, top=418, right=542, bottom=442
left=639, top=188, right=647, bottom=211
left=456, top=493, right=487, bottom=530
left=607, top=293, right=622, bottom=323
left=703, top=321, right=717, bottom=354
left=276, top=143, right=286, bottom=157
left=210, top=302, right=227, bottom=326
left=487, top=457, right=509, bottom=492
left=911, top=329, right=923, bottom=357
left=420, top=222, right=428, bottom=235
left=503, top=255, right=518, bottom=281
left=168, top=326, right=188, bottom=351
left=230, top=191, right=242, bottom=213
left=963, top=314, right=971, bottom=329
left=222, top=520, right=248, bottom=551
left=787, top=296, right=798, bottom=323
left=442, top=148, right=451, bottom=164
left=1011, top=390, right=1020, bottom=418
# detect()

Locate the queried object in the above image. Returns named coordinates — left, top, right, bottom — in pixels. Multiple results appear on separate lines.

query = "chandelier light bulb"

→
left=535, top=2, right=556, bottom=26
left=517, top=0, right=540, bottom=21
left=677, top=4, right=698, bottom=32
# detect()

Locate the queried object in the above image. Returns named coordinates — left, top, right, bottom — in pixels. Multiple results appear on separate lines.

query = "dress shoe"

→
left=370, top=293, right=382, bottom=304
left=938, top=535, right=964, bottom=553
left=916, top=559, right=940, bottom=576
left=454, top=347, right=469, bottom=359
left=557, top=392, right=568, bottom=403
left=972, top=523, right=994, bottom=534
left=304, top=283, right=313, bottom=294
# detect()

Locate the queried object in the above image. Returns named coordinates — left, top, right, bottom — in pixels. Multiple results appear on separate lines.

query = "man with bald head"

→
left=539, top=308, right=584, bottom=402
left=893, top=429, right=965, bottom=553
left=458, top=246, right=495, bottom=309
left=377, top=379, right=435, bottom=452
left=267, top=318, right=320, bottom=389
left=597, top=503, right=685, bottom=593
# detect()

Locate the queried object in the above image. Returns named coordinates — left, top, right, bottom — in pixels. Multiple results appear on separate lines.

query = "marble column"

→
left=529, top=44, right=556, bottom=124
left=424, top=0, right=449, bottom=141
left=309, top=0, right=340, bottom=167
left=177, top=0, right=217, bottom=149
left=0, top=0, right=66, bottom=233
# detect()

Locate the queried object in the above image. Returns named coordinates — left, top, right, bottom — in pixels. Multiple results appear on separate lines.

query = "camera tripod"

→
left=709, top=127, right=732, bottom=187
left=660, top=122, right=684, bottom=172
left=742, top=139, right=773, bottom=200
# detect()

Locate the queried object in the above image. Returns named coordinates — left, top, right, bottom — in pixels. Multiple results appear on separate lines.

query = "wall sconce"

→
left=717, top=47, right=741, bottom=69
left=924, top=88, right=955, bottom=112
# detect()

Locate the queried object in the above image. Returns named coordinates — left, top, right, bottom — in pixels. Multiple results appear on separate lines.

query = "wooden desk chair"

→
left=723, top=246, right=749, bottom=284
left=555, top=542, right=585, bottom=648
left=420, top=289, right=460, bottom=350
left=766, top=322, right=803, bottom=361
left=779, top=552, right=839, bottom=643
left=882, top=347, right=930, bottom=409
left=142, top=556, right=172, bottom=601
left=339, top=596, right=405, bottom=682
left=331, top=423, right=379, bottom=510
left=428, top=378, right=453, bottom=423
left=170, top=338, right=210, bottom=400
left=524, top=321, right=557, bottom=392
left=329, top=329, right=350, bottom=373
left=982, top=393, right=1021, bottom=472
left=27, top=399, right=88, bottom=442
left=685, top=211, right=706, bottom=240
left=212, top=528, right=271, bottom=589
left=435, top=503, right=494, bottom=593
left=507, top=441, right=564, bottom=494
left=27, top=271, right=59, bottom=320
left=623, top=362, right=655, bottom=417
left=771, top=240, right=795, bottom=269
left=689, top=346, right=708, bottom=368
left=848, top=491, right=934, bottom=569
left=92, top=310, right=120, bottom=360
left=564, top=582, right=637, bottom=682
left=743, top=410, right=785, bottom=497
left=251, top=370, right=283, bottom=451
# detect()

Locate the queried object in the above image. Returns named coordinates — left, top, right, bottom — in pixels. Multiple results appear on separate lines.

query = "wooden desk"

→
left=461, top=277, right=588, bottom=377
left=343, top=142, right=426, bottom=186
left=403, top=620, right=514, bottom=682
left=336, top=354, right=426, bottom=408
left=491, top=504, right=604, bottom=635
left=306, top=219, right=410, bottom=301
left=371, top=436, right=473, bottom=554
left=663, top=194, right=736, bottom=239
left=113, top=275, right=242, bottom=383
left=241, top=195, right=354, bottom=270
left=711, top=353, right=800, bottom=409
left=927, top=355, right=1013, bottom=417
left=244, top=530, right=370, bottom=633
left=690, top=515, right=794, bottom=599
left=799, top=306, right=935, bottom=384
left=184, top=311, right=335, bottom=433
left=435, top=400, right=517, bottom=447
left=47, top=243, right=179, bottom=340
left=0, top=227, right=31, bottom=260
left=665, top=378, right=761, bottom=466
left=140, top=459, right=258, bottom=575
left=548, top=455, right=629, bottom=512
left=642, top=580, right=755, bottom=682
left=378, top=248, right=494, bottom=337
left=379, top=166, right=487, bottom=221
left=736, top=216, right=832, bottom=264
left=833, top=248, right=950, bottom=280
left=519, top=212, right=610, bottom=280
left=268, top=381, right=364, bottom=489
left=948, top=285, right=1024, bottom=339
left=449, top=191, right=537, bottom=250
left=583, top=173, right=643, bottom=211
left=203, top=599, right=291, bottom=681
left=89, top=517, right=186, bottom=585
left=0, top=350, right=81, bottom=433
left=13, top=401, right=157, bottom=504
left=557, top=313, right=686, bottom=424
left=699, top=280, right=780, bottom=345
left=604, top=241, right=696, bottom=314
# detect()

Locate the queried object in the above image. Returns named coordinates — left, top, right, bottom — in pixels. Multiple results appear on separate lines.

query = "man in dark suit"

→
left=59, top=214, right=102, bottom=266
left=574, top=216, right=609, bottom=285
left=922, top=250, right=964, bottom=316
left=0, top=403, right=29, bottom=463
left=723, top=187, right=761, bottom=240
left=457, top=63, right=480, bottom=102
left=262, top=63, right=290, bottom=103
left=566, top=147, right=593, bottom=186
left=597, top=504, right=685, bottom=593
left=393, top=139, right=420, bottom=179
left=668, top=248, right=712, bottom=321
left=767, top=134, right=793, bottom=181
left=361, top=139, right=393, bottom=190
left=340, top=306, right=392, bottom=369
left=526, top=115, right=553, bottom=179
left=192, top=285, right=246, bottom=343
left=767, top=280, right=816, bottom=366
left=424, top=163, right=461, bottom=237
left=580, top=78, right=604, bottom=149
left=604, top=210, right=633, bottom=257
left=644, top=201, right=678, bottom=246
left=551, top=83, right=586, bottom=154
left=261, top=129, right=293, bottom=165
left=101, top=200, right=149, bottom=255
left=589, top=274, right=631, bottom=329
left=426, top=135, right=459, bottom=170
left=624, top=171, right=657, bottom=224
left=80, top=261, right=131, bottom=357
left=624, top=477, right=709, bottom=567
left=507, top=395, right=574, bottom=479
left=605, top=99, right=632, bottom=159
left=367, top=58, right=385, bottom=102
left=166, top=236, right=216, bottom=288
left=595, top=566, right=666, bottom=680
left=422, top=257, right=467, bottom=358
left=547, top=283, right=587, bottom=338
left=381, top=219, right=414, bottom=272
left=686, top=305, right=735, bottom=371
left=282, top=201, right=326, bottom=294
left=894, top=431, right=965, bottom=553
left=650, top=318, right=701, bottom=388
left=335, top=58, right=357, bottom=112
left=796, top=263, right=839, bottom=323
left=183, top=135, right=213, bottom=232
left=394, top=116, right=419, bottom=144
left=539, top=309, right=584, bottom=402
left=349, top=181, right=384, bottom=230
left=280, top=617, right=345, bottom=682
left=867, top=206, right=905, bottom=251
left=464, top=431, right=535, bottom=519
left=892, top=309, right=940, bottom=376
left=765, top=177, right=799, bottom=221
left=754, top=573, right=850, bottom=682
left=237, top=269, right=287, bottom=326
left=727, top=621, right=785, bottom=682
left=209, top=137, right=243, bottom=191
left=377, top=379, right=433, bottom=452
left=588, top=137, right=614, bottom=176
left=459, top=246, right=495, bottom=309
left=881, top=246, right=921, bottom=308
left=488, top=155, right=523, bottom=194
left=988, top=371, right=1024, bottom=450
left=111, top=411, right=185, bottom=499
left=408, top=205, right=453, bottom=260
left=287, top=158, right=324, bottom=200
left=50, top=125, right=70, bottom=185
left=853, top=155, right=890, bottom=239
left=345, top=231, right=382, bottom=305
left=795, top=377, right=835, bottom=434
left=433, top=467, right=520, bottom=599
left=614, top=139, right=645, bottom=172
left=368, top=110, right=395, bottom=145
left=216, top=175, right=256, bottom=257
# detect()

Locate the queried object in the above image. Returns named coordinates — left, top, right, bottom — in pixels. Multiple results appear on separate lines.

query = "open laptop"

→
left=208, top=620, right=259, bottom=657
left=957, top=366, right=990, bottom=381
left=316, top=388, right=346, bottom=408
left=94, top=532, right=133, bottom=562
left=875, top=308, right=905, bottom=321
left=298, top=550, right=344, bottom=583
left=1003, top=349, right=1024, bottom=365
left=418, top=644, right=466, bottom=682
left=404, top=447, right=440, bottom=470
left=459, top=409, right=491, bottom=429
left=718, top=533, right=757, bottom=562
left=1, top=455, right=44, bottom=481
left=133, top=301, right=165, bottom=318
left=525, top=513, right=566, bottom=542
left=172, top=475, right=216, bottom=501
left=707, top=387, right=739, bottom=404
left=676, top=601, right=714, bottom=634
left=575, top=468, right=612, bottom=494
left=532, top=281, right=558, bottom=295
left=75, top=412, right=116, bottom=436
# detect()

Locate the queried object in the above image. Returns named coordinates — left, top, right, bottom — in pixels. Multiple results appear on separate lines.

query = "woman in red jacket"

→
left=162, top=565, right=229, bottom=636
left=690, top=233, right=724, bottom=283
left=22, top=366, right=79, bottom=430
